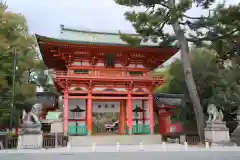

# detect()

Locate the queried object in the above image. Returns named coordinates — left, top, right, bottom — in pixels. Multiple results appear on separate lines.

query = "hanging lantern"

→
left=70, top=105, right=86, bottom=118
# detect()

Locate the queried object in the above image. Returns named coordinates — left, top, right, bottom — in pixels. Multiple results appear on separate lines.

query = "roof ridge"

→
left=60, top=24, right=138, bottom=36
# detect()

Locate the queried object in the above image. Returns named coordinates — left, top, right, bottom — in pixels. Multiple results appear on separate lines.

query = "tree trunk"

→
left=173, top=25, right=205, bottom=142
left=168, top=0, right=205, bottom=143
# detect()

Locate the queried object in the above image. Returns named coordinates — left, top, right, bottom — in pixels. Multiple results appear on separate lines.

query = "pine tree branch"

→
left=145, top=5, right=155, bottom=14
left=187, top=29, right=240, bottom=43
left=183, top=14, right=209, bottom=20
left=158, top=2, right=170, bottom=9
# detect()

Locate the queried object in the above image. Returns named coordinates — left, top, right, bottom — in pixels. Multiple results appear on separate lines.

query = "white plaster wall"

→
left=93, top=87, right=127, bottom=92
left=132, top=87, right=148, bottom=92
left=144, top=100, right=150, bottom=125
left=115, top=63, right=123, bottom=67
left=82, top=62, right=90, bottom=66
left=136, top=64, right=144, bottom=68
left=72, top=62, right=81, bottom=65
left=92, top=101, right=120, bottom=113
left=93, top=87, right=106, bottom=91
left=95, top=62, right=104, bottom=67
left=116, top=88, right=127, bottom=91
left=69, top=86, right=87, bottom=91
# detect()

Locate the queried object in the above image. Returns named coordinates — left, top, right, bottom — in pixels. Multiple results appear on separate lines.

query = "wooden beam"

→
left=54, top=75, right=163, bottom=83
left=67, top=91, right=149, bottom=95
left=92, top=96, right=127, bottom=100
left=91, top=96, right=149, bottom=100
left=55, top=43, right=172, bottom=54
left=93, top=91, right=126, bottom=94
left=69, top=65, right=150, bottom=72
left=132, top=97, right=149, bottom=100
left=68, top=96, right=88, bottom=99
left=92, top=99, right=121, bottom=102
left=68, top=91, right=88, bottom=94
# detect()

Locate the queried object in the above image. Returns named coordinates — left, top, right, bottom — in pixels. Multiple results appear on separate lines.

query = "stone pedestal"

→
left=204, top=121, right=230, bottom=143
left=50, top=121, right=63, bottom=133
left=231, top=121, right=240, bottom=146
left=180, top=134, right=186, bottom=144
left=17, top=134, right=43, bottom=149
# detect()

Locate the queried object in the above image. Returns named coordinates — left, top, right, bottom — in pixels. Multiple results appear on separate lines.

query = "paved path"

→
left=1, top=144, right=240, bottom=160
left=1, top=151, right=240, bottom=160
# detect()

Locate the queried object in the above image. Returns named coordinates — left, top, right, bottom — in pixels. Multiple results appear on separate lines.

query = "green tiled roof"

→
left=59, top=25, right=156, bottom=46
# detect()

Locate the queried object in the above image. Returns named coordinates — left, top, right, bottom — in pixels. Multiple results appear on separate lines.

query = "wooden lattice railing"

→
left=52, top=70, right=164, bottom=81
left=0, top=133, right=68, bottom=149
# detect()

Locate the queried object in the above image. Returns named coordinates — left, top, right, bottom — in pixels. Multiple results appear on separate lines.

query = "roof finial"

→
left=60, top=24, right=64, bottom=30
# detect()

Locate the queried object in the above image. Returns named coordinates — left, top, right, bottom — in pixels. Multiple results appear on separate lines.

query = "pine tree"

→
left=0, top=2, right=45, bottom=126
left=114, top=0, right=240, bottom=142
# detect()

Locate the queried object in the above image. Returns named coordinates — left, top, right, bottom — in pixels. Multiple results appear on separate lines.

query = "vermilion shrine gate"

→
left=36, top=25, right=179, bottom=136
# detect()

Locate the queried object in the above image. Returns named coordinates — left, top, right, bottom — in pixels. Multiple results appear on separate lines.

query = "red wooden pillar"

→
left=148, top=94, right=154, bottom=134
left=119, top=100, right=126, bottom=134
left=127, top=92, right=132, bottom=134
left=85, top=99, right=87, bottom=125
left=157, top=108, right=171, bottom=134
left=63, top=90, right=69, bottom=135
left=87, top=91, right=92, bottom=135
left=158, top=115, right=171, bottom=134
left=16, top=127, right=18, bottom=136
left=142, top=100, right=145, bottom=124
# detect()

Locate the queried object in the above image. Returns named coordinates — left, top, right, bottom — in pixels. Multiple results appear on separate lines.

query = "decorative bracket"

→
left=91, top=55, right=97, bottom=66
left=123, top=54, right=130, bottom=67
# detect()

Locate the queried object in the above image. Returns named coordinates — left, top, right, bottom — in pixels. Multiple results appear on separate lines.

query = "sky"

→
left=6, top=0, right=238, bottom=37
left=5, top=0, right=239, bottom=66
left=6, top=0, right=139, bottom=37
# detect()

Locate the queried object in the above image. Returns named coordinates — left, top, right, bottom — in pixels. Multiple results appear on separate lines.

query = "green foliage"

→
left=0, top=2, right=45, bottom=125
left=114, top=0, right=240, bottom=59
left=115, top=0, right=240, bottom=139
left=35, top=70, right=55, bottom=92
left=157, top=48, right=240, bottom=132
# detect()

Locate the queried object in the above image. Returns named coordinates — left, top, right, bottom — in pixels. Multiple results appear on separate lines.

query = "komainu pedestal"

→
left=231, top=123, right=240, bottom=146
left=18, top=102, right=43, bottom=149
left=17, top=134, right=43, bottom=149
left=204, top=121, right=230, bottom=143
left=204, top=104, right=235, bottom=146
left=231, top=109, right=240, bottom=146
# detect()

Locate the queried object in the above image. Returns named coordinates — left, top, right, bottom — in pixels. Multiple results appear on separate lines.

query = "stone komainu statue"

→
left=21, top=103, right=43, bottom=134
left=207, top=104, right=224, bottom=122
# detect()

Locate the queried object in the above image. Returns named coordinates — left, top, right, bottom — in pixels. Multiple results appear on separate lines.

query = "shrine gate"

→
left=36, top=25, right=178, bottom=136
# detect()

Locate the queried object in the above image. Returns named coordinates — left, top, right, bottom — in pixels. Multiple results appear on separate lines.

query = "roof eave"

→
left=35, top=34, right=178, bottom=49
